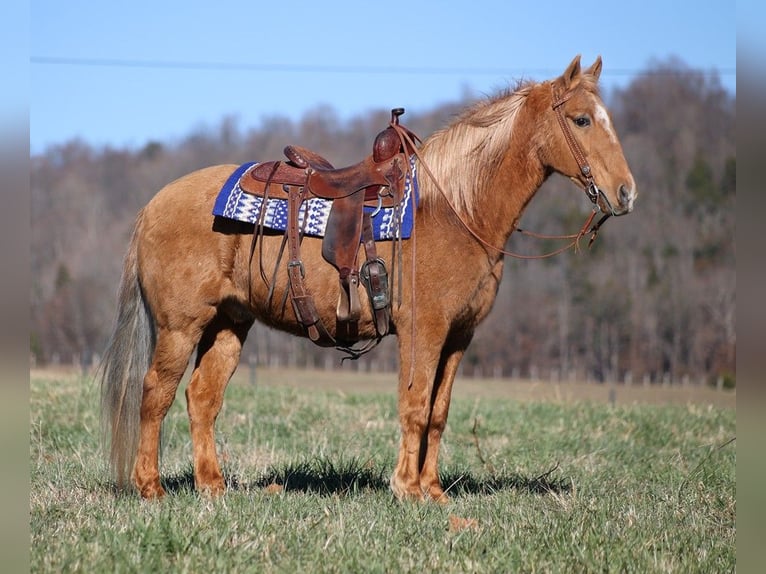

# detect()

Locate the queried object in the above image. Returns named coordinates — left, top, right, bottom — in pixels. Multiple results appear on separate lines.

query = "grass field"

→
left=30, top=367, right=735, bottom=572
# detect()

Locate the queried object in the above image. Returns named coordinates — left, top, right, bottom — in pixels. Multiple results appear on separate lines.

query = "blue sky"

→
left=28, top=0, right=736, bottom=154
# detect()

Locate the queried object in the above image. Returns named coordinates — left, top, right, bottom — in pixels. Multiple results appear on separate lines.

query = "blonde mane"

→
left=418, top=82, right=534, bottom=217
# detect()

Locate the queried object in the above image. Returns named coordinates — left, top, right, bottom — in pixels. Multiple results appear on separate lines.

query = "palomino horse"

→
left=99, top=55, right=636, bottom=501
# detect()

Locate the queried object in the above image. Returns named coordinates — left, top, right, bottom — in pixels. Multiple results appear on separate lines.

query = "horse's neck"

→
left=421, top=107, right=548, bottom=254
left=481, top=137, right=548, bottom=245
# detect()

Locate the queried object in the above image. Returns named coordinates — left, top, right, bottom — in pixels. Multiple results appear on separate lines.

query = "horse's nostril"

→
left=619, top=184, right=632, bottom=205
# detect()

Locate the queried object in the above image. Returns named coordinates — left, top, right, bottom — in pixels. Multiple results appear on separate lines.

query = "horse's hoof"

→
left=194, top=475, right=226, bottom=498
left=390, top=476, right=425, bottom=501
left=398, top=490, right=426, bottom=502
left=423, top=484, right=450, bottom=505
left=197, top=481, right=226, bottom=497
left=138, top=484, right=166, bottom=500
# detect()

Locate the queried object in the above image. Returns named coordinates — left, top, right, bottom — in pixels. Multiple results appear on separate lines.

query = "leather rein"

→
left=392, top=83, right=615, bottom=260
left=388, top=92, right=615, bottom=388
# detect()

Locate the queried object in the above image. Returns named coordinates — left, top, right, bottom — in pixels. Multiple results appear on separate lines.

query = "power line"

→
left=30, top=55, right=735, bottom=78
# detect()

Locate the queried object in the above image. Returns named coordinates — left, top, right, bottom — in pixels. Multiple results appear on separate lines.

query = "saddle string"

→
left=247, top=162, right=278, bottom=308
left=252, top=164, right=296, bottom=317
left=394, top=201, right=403, bottom=307
left=272, top=232, right=291, bottom=317
left=388, top=122, right=421, bottom=389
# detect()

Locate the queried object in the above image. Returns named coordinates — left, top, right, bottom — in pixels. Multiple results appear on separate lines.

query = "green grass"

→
left=30, top=371, right=735, bottom=573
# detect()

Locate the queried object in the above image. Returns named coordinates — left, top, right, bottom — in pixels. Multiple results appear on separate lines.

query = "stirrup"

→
left=360, top=258, right=390, bottom=311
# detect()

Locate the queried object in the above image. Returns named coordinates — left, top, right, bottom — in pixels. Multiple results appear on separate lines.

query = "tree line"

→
left=30, top=58, right=735, bottom=386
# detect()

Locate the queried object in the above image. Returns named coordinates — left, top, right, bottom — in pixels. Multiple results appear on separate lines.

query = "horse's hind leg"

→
left=133, top=326, right=203, bottom=499
left=186, top=315, right=252, bottom=496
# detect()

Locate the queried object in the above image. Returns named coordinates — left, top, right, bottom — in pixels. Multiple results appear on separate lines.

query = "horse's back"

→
left=144, top=164, right=238, bottom=223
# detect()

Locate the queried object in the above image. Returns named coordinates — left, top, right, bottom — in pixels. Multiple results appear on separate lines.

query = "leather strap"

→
left=551, top=84, right=617, bottom=219
left=286, top=185, right=336, bottom=347
left=551, top=85, right=595, bottom=192
left=361, top=213, right=390, bottom=338
left=335, top=267, right=361, bottom=343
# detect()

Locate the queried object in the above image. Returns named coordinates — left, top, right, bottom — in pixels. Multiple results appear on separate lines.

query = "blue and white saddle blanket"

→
left=212, top=156, right=418, bottom=240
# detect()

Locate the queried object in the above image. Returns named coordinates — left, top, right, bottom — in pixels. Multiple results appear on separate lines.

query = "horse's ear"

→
left=585, top=56, right=603, bottom=80
left=562, top=55, right=582, bottom=89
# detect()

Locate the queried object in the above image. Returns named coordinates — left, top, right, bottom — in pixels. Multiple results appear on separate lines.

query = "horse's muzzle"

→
left=614, top=183, right=636, bottom=215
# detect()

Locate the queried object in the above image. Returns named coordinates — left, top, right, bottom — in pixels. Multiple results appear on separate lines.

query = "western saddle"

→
left=238, top=108, right=419, bottom=355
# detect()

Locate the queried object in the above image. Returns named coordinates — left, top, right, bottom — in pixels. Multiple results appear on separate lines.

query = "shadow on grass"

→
left=160, top=471, right=196, bottom=495
left=440, top=469, right=572, bottom=496
left=157, top=458, right=571, bottom=498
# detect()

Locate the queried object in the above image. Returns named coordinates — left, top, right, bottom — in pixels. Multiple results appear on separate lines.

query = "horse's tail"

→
left=97, top=210, right=155, bottom=489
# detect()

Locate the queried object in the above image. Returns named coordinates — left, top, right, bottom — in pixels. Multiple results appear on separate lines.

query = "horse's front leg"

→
left=418, top=330, right=474, bottom=502
left=390, top=329, right=444, bottom=501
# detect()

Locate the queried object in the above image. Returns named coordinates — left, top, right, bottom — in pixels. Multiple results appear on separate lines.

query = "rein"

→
left=390, top=86, right=612, bottom=261
left=387, top=97, right=611, bottom=388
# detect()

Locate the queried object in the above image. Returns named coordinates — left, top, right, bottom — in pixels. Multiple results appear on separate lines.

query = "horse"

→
left=99, top=55, right=636, bottom=501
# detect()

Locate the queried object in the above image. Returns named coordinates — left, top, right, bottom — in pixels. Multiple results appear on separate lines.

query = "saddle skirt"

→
left=212, top=157, right=418, bottom=240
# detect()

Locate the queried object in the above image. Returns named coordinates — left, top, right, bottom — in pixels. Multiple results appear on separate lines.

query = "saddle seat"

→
left=239, top=150, right=403, bottom=209
left=239, top=116, right=411, bottom=208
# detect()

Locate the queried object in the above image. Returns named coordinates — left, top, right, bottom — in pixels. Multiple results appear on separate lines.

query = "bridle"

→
left=550, top=83, right=616, bottom=228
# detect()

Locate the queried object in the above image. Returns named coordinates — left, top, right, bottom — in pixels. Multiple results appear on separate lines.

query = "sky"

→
left=27, top=0, right=736, bottom=155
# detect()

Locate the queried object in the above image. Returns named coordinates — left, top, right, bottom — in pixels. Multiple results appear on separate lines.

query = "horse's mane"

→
left=418, top=81, right=535, bottom=217
left=417, top=73, right=600, bottom=219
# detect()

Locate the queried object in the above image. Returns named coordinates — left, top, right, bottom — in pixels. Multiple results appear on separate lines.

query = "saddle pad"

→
left=212, top=157, right=418, bottom=240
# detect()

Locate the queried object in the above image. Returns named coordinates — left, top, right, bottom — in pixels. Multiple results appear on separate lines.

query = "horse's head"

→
left=544, top=55, right=636, bottom=216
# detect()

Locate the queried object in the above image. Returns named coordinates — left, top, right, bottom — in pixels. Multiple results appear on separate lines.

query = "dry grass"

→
left=31, top=364, right=736, bottom=409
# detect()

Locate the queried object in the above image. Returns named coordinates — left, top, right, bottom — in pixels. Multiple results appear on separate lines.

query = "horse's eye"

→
left=574, top=116, right=591, bottom=128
